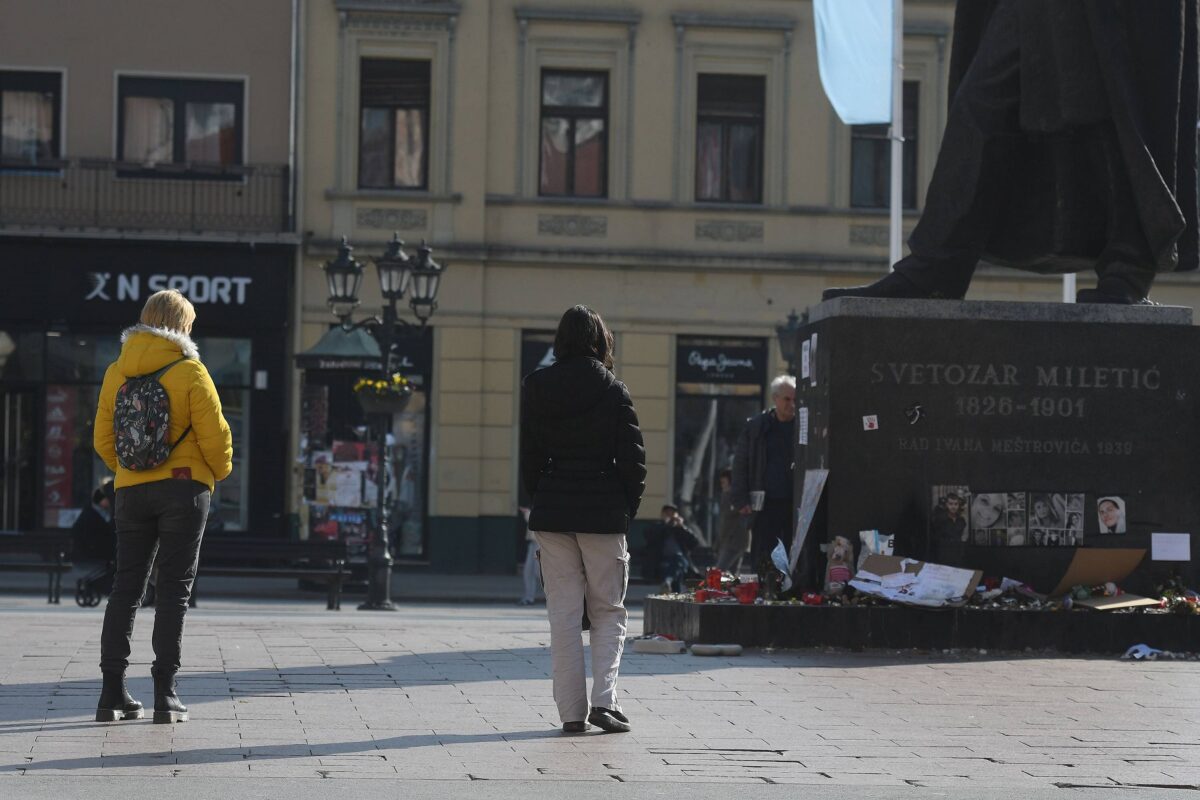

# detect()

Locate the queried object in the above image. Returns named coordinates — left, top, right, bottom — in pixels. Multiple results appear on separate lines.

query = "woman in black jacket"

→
left=520, top=305, right=646, bottom=734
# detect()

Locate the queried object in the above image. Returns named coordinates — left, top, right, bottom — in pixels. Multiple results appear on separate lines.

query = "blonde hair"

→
left=140, top=289, right=196, bottom=334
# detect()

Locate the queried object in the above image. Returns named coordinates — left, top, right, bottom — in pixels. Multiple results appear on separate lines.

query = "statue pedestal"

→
left=794, top=298, right=1199, bottom=593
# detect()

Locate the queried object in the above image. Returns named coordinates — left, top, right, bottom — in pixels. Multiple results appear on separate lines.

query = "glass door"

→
left=1, top=389, right=37, bottom=531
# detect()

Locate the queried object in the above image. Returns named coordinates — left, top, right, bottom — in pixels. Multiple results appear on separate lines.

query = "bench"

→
left=193, top=537, right=347, bottom=610
left=0, top=530, right=74, bottom=603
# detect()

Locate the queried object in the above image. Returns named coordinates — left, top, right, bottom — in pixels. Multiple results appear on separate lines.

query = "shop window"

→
left=117, top=75, right=244, bottom=167
left=695, top=74, right=765, bottom=204
left=42, top=384, right=109, bottom=528
left=45, top=334, right=121, bottom=384
left=0, top=70, right=62, bottom=168
left=539, top=70, right=608, bottom=198
left=298, top=328, right=432, bottom=562
left=195, top=337, right=251, bottom=532
left=0, top=329, right=45, bottom=381
left=672, top=337, right=767, bottom=544
left=851, top=80, right=919, bottom=209
left=359, top=58, right=431, bottom=190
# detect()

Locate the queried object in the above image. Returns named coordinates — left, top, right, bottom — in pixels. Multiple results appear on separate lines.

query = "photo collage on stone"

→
left=932, top=487, right=1106, bottom=546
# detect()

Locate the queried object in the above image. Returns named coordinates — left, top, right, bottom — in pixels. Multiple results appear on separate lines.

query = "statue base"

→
left=791, top=298, right=1198, bottom=594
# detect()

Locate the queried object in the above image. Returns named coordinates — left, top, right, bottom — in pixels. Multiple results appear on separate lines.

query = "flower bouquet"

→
left=353, top=372, right=413, bottom=415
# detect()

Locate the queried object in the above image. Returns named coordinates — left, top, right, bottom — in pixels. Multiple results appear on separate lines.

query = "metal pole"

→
left=888, top=0, right=904, bottom=270
left=360, top=303, right=397, bottom=611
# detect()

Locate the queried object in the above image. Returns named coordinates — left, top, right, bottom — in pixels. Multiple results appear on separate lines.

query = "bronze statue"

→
left=825, top=0, right=1199, bottom=305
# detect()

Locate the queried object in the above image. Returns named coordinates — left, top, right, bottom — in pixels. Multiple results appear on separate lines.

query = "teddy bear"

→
left=824, top=535, right=854, bottom=597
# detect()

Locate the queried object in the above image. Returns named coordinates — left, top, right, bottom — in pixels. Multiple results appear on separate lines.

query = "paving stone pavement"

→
left=0, top=596, right=1197, bottom=798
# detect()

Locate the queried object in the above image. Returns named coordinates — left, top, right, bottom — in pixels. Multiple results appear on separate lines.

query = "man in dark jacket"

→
left=641, top=504, right=701, bottom=592
left=72, top=480, right=116, bottom=561
left=825, top=0, right=1198, bottom=304
left=731, top=375, right=796, bottom=572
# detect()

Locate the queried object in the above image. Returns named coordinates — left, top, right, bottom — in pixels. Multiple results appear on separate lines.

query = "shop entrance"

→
left=673, top=337, right=767, bottom=544
left=1, top=389, right=37, bottom=531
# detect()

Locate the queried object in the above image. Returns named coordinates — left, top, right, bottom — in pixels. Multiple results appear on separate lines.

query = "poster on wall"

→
left=43, top=385, right=76, bottom=526
left=308, top=504, right=371, bottom=561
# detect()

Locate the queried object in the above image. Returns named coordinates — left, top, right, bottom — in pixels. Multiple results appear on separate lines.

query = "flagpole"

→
left=888, top=0, right=904, bottom=270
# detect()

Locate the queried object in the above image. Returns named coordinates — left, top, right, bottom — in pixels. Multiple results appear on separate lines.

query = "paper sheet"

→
left=789, top=468, right=830, bottom=573
left=809, top=334, right=818, bottom=386
left=801, top=340, right=811, bottom=379
left=1151, top=532, right=1191, bottom=561
left=798, top=407, right=809, bottom=445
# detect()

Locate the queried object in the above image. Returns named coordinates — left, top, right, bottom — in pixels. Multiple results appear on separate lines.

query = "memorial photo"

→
left=970, top=491, right=1026, bottom=546
left=931, top=485, right=969, bottom=543
left=1097, top=496, right=1128, bottom=534
left=970, top=492, right=1006, bottom=545
left=1030, top=494, right=1066, bottom=530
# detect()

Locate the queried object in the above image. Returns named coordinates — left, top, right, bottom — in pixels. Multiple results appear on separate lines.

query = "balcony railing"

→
left=0, top=159, right=292, bottom=236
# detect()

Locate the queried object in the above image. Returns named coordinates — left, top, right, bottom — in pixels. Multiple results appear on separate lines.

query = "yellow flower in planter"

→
left=354, top=372, right=413, bottom=396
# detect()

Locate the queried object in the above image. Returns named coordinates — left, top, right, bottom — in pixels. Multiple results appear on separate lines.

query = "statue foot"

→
left=1077, top=279, right=1156, bottom=305
left=822, top=271, right=961, bottom=301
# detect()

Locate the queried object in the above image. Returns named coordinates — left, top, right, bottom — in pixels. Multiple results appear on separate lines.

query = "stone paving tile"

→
left=0, top=599, right=1197, bottom=790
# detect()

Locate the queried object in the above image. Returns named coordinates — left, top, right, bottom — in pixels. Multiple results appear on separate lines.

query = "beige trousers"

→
left=534, top=531, right=629, bottom=723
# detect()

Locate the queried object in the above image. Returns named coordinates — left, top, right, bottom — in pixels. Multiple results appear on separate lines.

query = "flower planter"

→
left=355, top=389, right=412, bottom=416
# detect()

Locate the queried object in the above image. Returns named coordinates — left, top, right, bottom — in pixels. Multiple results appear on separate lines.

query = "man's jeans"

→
left=534, top=531, right=629, bottom=723
left=100, top=479, right=210, bottom=676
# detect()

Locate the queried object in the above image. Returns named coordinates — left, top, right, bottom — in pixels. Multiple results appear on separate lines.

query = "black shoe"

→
left=1077, top=283, right=1156, bottom=305
left=95, top=672, right=144, bottom=722
left=562, top=720, right=589, bottom=734
left=822, top=271, right=959, bottom=301
left=587, top=707, right=631, bottom=733
left=152, top=669, right=188, bottom=724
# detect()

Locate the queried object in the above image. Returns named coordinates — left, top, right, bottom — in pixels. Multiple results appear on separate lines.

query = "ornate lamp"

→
left=373, top=232, right=413, bottom=303
left=408, top=241, right=445, bottom=324
left=323, top=236, right=364, bottom=322
left=775, top=309, right=801, bottom=374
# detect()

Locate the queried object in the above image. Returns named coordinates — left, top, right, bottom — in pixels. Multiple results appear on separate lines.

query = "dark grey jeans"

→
left=100, top=479, right=209, bottom=676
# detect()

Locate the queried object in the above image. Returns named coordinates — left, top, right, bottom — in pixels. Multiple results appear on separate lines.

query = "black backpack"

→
left=112, top=357, right=192, bottom=471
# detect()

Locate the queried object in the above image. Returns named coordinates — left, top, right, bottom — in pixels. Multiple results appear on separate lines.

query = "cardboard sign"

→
left=851, top=555, right=983, bottom=608
left=1049, top=549, right=1146, bottom=597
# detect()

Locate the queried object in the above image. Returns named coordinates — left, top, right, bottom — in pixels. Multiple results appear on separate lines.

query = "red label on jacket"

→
left=172, top=467, right=192, bottom=480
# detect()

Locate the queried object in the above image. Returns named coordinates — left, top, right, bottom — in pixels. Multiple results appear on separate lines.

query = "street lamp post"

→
left=322, top=234, right=446, bottom=611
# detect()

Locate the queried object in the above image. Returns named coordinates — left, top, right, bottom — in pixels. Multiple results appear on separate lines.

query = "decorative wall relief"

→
left=694, top=220, right=764, bottom=243
left=537, top=214, right=608, bottom=238
left=356, top=207, right=428, bottom=230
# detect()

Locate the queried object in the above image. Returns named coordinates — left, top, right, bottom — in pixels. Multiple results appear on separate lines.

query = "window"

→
left=1, top=70, right=62, bottom=167
left=851, top=81, right=919, bottom=209
left=359, top=58, right=431, bottom=190
left=539, top=70, right=608, bottom=198
left=695, top=74, right=765, bottom=204
left=117, top=76, right=243, bottom=167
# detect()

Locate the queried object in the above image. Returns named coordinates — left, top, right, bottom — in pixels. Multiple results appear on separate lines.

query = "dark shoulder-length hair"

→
left=553, top=305, right=615, bottom=370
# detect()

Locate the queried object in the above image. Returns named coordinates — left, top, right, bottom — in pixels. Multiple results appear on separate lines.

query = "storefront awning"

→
left=295, top=326, right=383, bottom=371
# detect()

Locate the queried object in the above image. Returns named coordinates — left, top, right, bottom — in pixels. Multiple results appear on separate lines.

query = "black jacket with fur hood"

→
left=520, top=356, right=646, bottom=534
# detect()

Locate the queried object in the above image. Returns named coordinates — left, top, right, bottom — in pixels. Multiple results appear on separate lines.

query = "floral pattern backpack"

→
left=113, top=357, right=192, bottom=471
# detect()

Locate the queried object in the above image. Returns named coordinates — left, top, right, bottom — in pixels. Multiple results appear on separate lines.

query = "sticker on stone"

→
left=862, top=414, right=878, bottom=431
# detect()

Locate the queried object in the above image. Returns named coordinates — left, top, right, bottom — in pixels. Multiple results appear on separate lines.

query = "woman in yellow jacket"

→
left=93, top=289, right=232, bottom=724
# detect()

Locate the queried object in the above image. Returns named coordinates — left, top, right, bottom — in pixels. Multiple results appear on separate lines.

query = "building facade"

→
left=294, top=0, right=1200, bottom=574
left=0, top=0, right=299, bottom=534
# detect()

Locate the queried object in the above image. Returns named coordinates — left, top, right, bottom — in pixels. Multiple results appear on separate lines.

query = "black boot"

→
left=152, top=669, right=188, bottom=724
left=1077, top=276, right=1156, bottom=305
left=95, top=672, right=144, bottom=722
left=822, top=270, right=960, bottom=301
